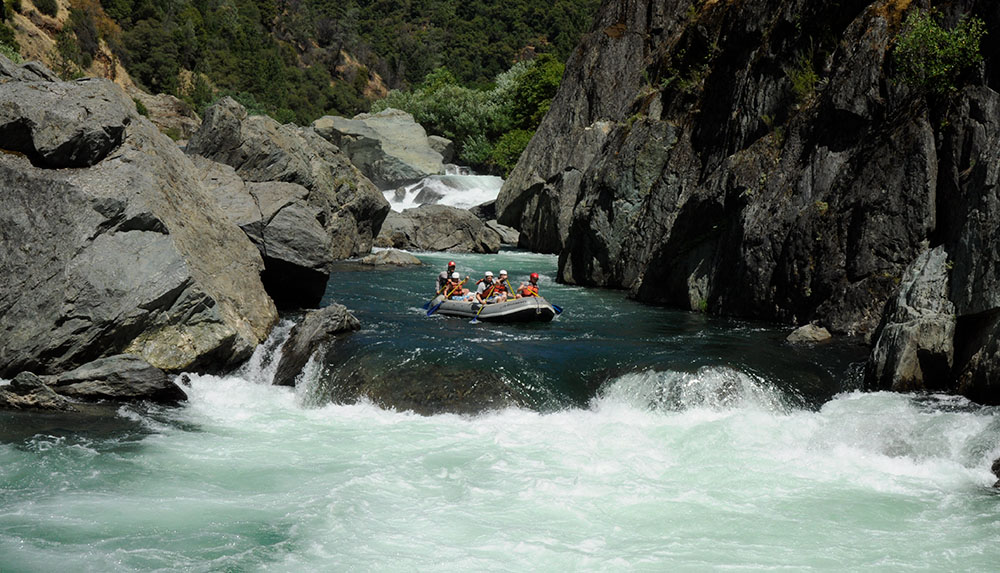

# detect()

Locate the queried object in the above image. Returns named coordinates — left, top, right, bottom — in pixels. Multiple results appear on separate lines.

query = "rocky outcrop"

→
left=375, top=205, right=502, bottom=253
left=0, top=57, right=278, bottom=377
left=0, top=373, right=77, bottom=411
left=497, top=0, right=1000, bottom=402
left=193, top=157, right=336, bottom=308
left=865, top=247, right=956, bottom=392
left=272, top=305, right=362, bottom=387
left=787, top=324, right=832, bottom=345
left=361, top=249, right=423, bottom=266
left=0, top=76, right=132, bottom=167
left=186, top=97, right=390, bottom=264
left=47, top=354, right=186, bottom=403
left=127, top=87, right=201, bottom=142
left=312, top=108, right=447, bottom=189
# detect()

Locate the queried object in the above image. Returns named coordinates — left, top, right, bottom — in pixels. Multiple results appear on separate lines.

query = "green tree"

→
left=893, top=9, right=986, bottom=95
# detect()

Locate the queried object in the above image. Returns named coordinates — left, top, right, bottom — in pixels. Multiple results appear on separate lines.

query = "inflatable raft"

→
left=427, top=295, right=558, bottom=323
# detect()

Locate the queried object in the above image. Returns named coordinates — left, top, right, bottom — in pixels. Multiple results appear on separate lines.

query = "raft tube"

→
left=428, top=295, right=557, bottom=323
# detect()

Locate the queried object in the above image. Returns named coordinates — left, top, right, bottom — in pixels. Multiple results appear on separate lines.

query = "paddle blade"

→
left=426, top=301, right=444, bottom=316
left=552, top=303, right=563, bottom=314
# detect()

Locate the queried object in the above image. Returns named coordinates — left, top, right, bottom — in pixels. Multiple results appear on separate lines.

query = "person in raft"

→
left=445, top=272, right=472, bottom=300
left=475, top=271, right=497, bottom=304
left=495, top=270, right=513, bottom=299
left=516, top=272, right=541, bottom=298
left=436, top=261, right=456, bottom=294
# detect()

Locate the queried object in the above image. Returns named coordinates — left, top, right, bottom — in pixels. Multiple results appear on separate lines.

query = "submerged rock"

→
left=375, top=205, right=502, bottom=253
left=361, top=249, right=423, bottom=266
left=0, top=56, right=278, bottom=377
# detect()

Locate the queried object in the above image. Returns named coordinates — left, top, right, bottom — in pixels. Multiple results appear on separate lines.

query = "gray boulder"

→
left=187, top=97, right=390, bottom=263
left=193, top=157, right=335, bottom=308
left=49, top=354, right=186, bottom=403
left=0, top=372, right=77, bottom=411
left=864, top=247, right=956, bottom=392
left=312, top=108, right=446, bottom=189
left=361, top=249, right=423, bottom=266
left=375, top=205, right=502, bottom=253
left=0, top=77, right=132, bottom=167
left=0, top=58, right=278, bottom=376
left=428, top=135, right=455, bottom=164
left=272, top=305, right=362, bottom=387
left=787, top=324, right=833, bottom=345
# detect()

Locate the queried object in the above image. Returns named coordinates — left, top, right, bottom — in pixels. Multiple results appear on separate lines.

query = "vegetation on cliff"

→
left=372, top=54, right=564, bottom=174
left=3, top=0, right=596, bottom=127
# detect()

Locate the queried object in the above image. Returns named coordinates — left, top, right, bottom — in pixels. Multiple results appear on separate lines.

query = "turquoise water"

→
left=2, top=250, right=999, bottom=571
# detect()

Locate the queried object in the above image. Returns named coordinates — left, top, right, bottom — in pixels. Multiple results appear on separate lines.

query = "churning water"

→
left=2, top=250, right=1000, bottom=571
left=384, top=169, right=504, bottom=212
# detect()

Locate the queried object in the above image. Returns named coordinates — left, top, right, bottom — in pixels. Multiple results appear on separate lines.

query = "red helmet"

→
left=530, top=272, right=539, bottom=280
left=448, top=261, right=456, bottom=268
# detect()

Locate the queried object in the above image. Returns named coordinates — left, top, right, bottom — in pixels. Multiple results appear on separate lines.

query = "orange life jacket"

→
left=519, top=283, right=539, bottom=297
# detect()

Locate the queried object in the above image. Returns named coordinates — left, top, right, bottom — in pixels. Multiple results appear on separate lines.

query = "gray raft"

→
left=427, top=295, right=558, bottom=323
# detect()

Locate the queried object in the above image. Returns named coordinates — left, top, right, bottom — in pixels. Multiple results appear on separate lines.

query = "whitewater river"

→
left=2, top=249, right=1000, bottom=571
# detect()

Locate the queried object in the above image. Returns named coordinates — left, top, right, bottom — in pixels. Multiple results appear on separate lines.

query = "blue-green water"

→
left=2, top=250, right=999, bottom=571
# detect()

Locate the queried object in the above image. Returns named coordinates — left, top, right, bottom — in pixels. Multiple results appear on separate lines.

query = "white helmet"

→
left=451, top=272, right=460, bottom=279
left=485, top=271, right=493, bottom=277
left=499, top=270, right=507, bottom=276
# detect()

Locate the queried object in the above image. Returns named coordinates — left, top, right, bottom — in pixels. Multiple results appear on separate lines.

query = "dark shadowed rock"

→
left=272, top=305, right=362, bottom=387
left=0, top=77, right=132, bottom=167
left=187, top=97, right=390, bottom=264
left=361, top=249, right=422, bottom=266
left=375, top=205, right=502, bottom=253
left=0, top=58, right=278, bottom=376
left=312, top=108, right=446, bottom=188
left=0, top=372, right=77, bottom=411
left=49, top=354, right=186, bottom=403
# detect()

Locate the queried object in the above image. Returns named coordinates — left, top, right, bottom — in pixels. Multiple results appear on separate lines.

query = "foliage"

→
left=91, top=0, right=597, bottom=128
left=0, top=23, right=19, bottom=62
left=372, top=56, right=557, bottom=174
left=892, top=9, right=986, bottom=95
left=34, top=0, right=57, bottom=17
left=786, top=47, right=818, bottom=103
left=489, top=129, right=533, bottom=175
left=132, top=97, right=147, bottom=116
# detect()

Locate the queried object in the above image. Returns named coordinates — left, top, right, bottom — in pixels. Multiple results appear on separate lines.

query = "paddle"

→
left=469, top=284, right=496, bottom=324
left=426, top=278, right=467, bottom=316
left=422, top=282, right=449, bottom=310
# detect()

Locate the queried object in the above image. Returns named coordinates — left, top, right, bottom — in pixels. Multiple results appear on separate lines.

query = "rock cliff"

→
left=497, top=0, right=1000, bottom=402
left=0, top=57, right=278, bottom=377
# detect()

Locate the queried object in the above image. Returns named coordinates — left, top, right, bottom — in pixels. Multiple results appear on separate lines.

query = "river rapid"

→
left=3, top=252, right=1000, bottom=569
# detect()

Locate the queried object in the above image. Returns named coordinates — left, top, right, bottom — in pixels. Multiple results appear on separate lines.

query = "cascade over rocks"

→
left=312, top=108, right=447, bottom=189
left=498, top=0, right=1000, bottom=402
left=272, top=304, right=362, bottom=388
left=186, top=97, right=391, bottom=267
left=375, top=205, right=502, bottom=253
left=0, top=56, right=278, bottom=378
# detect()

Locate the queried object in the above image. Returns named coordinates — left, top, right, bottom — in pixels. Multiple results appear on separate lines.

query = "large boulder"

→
left=375, top=205, right=502, bottom=253
left=312, top=108, right=446, bottom=189
left=0, top=57, right=278, bottom=377
left=186, top=97, right=390, bottom=264
left=864, top=247, right=956, bottom=392
left=48, top=354, right=186, bottom=403
left=0, top=76, right=132, bottom=167
left=0, top=372, right=77, bottom=411
left=193, top=157, right=335, bottom=308
left=127, top=87, right=202, bottom=142
left=272, top=305, right=362, bottom=387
